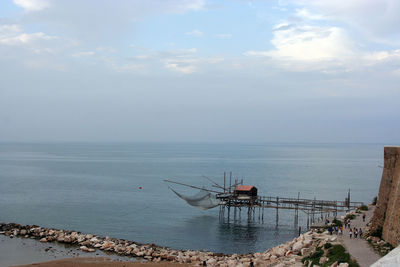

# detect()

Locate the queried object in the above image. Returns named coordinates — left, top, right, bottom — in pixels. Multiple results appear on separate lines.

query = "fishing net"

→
left=169, top=186, right=221, bottom=210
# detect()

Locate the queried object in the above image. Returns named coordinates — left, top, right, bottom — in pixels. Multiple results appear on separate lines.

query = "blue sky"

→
left=0, top=0, right=399, bottom=143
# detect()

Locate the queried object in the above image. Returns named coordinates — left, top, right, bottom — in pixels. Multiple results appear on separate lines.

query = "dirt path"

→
left=337, top=207, right=381, bottom=267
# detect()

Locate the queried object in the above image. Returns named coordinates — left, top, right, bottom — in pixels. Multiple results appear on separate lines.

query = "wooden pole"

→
left=224, top=172, right=226, bottom=193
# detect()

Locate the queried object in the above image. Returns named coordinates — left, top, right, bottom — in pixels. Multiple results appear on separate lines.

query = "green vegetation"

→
left=302, top=244, right=360, bottom=267
left=302, top=247, right=323, bottom=266
left=371, top=226, right=383, bottom=239
left=332, top=218, right=343, bottom=227
left=359, top=205, right=368, bottom=211
left=326, top=245, right=360, bottom=267
left=372, top=196, right=377, bottom=205
left=345, top=214, right=356, bottom=220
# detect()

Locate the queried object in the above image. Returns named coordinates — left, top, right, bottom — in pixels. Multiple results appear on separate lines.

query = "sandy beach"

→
left=12, top=258, right=188, bottom=267
left=0, top=235, right=142, bottom=267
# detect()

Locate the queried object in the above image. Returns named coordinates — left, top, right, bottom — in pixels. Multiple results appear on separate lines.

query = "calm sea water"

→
left=0, top=143, right=384, bottom=254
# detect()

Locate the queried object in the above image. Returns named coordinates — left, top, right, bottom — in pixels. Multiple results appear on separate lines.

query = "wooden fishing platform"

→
left=165, top=172, right=364, bottom=229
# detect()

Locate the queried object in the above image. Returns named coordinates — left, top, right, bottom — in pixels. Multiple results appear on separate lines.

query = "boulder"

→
left=303, top=239, right=313, bottom=248
left=80, top=246, right=89, bottom=252
left=338, top=263, right=349, bottom=267
left=273, top=247, right=286, bottom=257
left=39, top=238, right=47, bottom=242
left=301, top=248, right=310, bottom=256
left=292, top=241, right=303, bottom=252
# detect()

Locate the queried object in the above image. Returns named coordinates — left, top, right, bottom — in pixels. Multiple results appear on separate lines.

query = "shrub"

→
left=371, top=226, right=383, bottom=239
left=302, top=247, right=323, bottom=266
left=360, top=205, right=368, bottom=211
left=345, top=214, right=356, bottom=220
left=326, top=245, right=360, bottom=267
left=332, top=218, right=343, bottom=227
left=372, top=196, right=377, bottom=205
left=324, top=242, right=332, bottom=249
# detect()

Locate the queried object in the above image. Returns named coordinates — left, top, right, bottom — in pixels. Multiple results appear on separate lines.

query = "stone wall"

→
left=371, top=146, right=400, bottom=247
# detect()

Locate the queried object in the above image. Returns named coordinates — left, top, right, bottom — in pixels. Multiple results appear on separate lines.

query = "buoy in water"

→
left=139, top=186, right=142, bottom=189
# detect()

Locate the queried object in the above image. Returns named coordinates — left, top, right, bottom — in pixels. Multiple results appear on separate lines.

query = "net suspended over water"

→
left=168, top=186, right=221, bottom=210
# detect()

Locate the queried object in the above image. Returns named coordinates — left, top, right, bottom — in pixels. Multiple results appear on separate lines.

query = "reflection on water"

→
left=181, top=213, right=299, bottom=254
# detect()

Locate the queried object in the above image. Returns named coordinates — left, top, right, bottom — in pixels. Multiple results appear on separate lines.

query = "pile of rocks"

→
left=0, top=222, right=342, bottom=266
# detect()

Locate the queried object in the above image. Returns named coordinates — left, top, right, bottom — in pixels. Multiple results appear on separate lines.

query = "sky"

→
left=0, top=0, right=399, bottom=143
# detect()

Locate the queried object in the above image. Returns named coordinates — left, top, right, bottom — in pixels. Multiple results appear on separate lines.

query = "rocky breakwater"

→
left=1, top=222, right=348, bottom=266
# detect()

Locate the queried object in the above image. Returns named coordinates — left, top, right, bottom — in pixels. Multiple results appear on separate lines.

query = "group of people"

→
left=326, top=216, right=364, bottom=239
left=327, top=225, right=343, bottom=235
left=344, top=218, right=364, bottom=239
left=348, top=227, right=363, bottom=239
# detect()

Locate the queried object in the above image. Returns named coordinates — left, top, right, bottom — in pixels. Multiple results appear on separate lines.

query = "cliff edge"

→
left=371, top=146, right=400, bottom=247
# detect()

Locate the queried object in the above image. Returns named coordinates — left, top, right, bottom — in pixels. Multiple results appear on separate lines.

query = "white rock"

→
left=338, top=263, right=349, bottom=267
left=80, top=246, right=89, bottom=252
left=303, top=239, right=313, bottom=248
left=273, top=247, right=286, bottom=257
left=39, top=238, right=47, bottom=242
left=292, top=241, right=303, bottom=252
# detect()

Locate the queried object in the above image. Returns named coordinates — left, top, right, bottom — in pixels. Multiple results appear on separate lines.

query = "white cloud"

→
left=295, top=8, right=324, bottom=20
left=245, top=24, right=355, bottom=64
left=186, top=30, right=203, bottom=37
left=13, top=0, right=49, bottom=12
left=0, top=24, right=56, bottom=46
left=71, top=51, right=95, bottom=58
left=164, top=59, right=197, bottom=74
left=291, top=0, right=400, bottom=43
left=215, top=33, right=232, bottom=39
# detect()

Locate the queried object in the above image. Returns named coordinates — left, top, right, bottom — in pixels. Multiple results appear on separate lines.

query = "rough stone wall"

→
left=371, top=146, right=400, bottom=247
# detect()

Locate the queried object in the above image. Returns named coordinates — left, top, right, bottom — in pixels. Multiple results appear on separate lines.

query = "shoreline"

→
left=0, top=221, right=353, bottom=266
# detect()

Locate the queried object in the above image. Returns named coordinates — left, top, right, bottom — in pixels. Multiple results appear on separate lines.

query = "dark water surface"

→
left=0, top=143, right=383, bottom=254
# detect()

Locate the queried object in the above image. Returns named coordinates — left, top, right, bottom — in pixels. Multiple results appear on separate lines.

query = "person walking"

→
left=359, top=228, right=363, bottom=239
left=354, top=227, right=358, bottom=238
left=349, top=228, right=353, bottom=239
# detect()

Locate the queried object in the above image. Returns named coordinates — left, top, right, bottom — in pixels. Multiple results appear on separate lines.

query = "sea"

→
left=0, top=143, right=384, bottom=254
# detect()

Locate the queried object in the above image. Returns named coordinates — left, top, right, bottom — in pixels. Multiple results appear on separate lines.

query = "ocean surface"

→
left=0, top=143, right=384, bottom=254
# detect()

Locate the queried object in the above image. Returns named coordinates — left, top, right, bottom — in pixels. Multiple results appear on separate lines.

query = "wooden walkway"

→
left=218, top=194, right=363, bottom=228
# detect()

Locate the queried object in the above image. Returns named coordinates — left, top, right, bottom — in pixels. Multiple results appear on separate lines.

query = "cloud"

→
left=215, top=33, right=232, bottom=39
left=164, top=59, right=197, bottom=74
left=71, top=51, right=95, bottom=58
left=186, top=30, right=204, bottom=37
left=291, top=0, right=400, bottom=43
left=13, top=0, right=49, bottom=12
left=245, top=23, right=355, bottom=69
left=0, top=24, right=56, bottom=46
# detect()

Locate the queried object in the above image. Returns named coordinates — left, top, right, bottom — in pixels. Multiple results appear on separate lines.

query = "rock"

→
left=80, top=246, right=89, bottom=252
left=166, top=255, right=175, bottom=261
left=40, top=238, right=47, bottom=242
left=273, top=247, right=286, bottom=257
left=270, top=255, right=277, bottom=260
left=292, top=241, right=303, bottom=252
left=330, top=236, right=337, bottom=242
left=20, top=229, right=27, bottom=235
left=338, top=263, right=349, bottom=267
left=330, top=262, right=338, bottom=267
left=301, top=248, right=310, bottom=256
left=319, top=256, right=329, bottom=264
left=87, top=248, right=95, bottom=252
left=303, top=239, right=313, bottom=247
